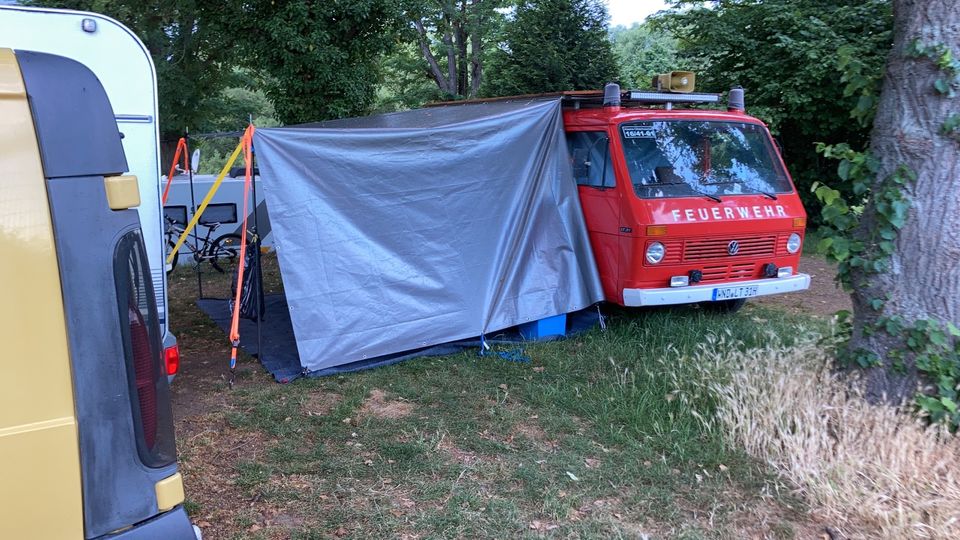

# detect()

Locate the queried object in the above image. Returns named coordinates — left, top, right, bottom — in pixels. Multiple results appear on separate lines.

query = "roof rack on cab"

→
left=562, top=87, right=720, bottom=110
left=425, top=71, right=740, bottom=111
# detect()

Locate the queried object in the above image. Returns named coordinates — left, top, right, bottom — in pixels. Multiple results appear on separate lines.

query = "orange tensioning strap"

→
left=161, top=137, right=189, bottom=205
left=229, top=124, right=256, bottom=370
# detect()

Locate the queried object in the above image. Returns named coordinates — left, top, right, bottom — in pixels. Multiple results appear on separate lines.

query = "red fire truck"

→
left=564, top=73, right=810, bottom=312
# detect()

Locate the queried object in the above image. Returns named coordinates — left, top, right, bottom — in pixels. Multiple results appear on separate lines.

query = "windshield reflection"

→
left=620, top=121, right=792, bottom=199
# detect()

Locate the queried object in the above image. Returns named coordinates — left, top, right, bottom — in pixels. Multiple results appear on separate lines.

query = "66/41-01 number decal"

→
left=712, top=285, right=759, bottom=301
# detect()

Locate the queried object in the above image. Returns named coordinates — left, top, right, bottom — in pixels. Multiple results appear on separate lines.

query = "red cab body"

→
left=562, top=94, right=810, bottom=308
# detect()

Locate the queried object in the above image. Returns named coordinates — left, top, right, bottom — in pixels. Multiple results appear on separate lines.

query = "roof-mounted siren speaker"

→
left=653, top=71, right=696, bottom=93
left=728, top=86, right=745, bottom=112
left=603, top=82, right=621, bottom=107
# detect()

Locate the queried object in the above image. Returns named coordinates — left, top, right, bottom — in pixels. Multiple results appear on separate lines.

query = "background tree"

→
left=374, top=42, right=446, bottom=112
left=225, top=0, right=405, bottom=125
left=404, top=0, right=506, bottom=100
left=610, top=23, right=678, bottom=90
left=841, top=0, right=960, bottom=405
left=654, top=0, right=893, bottom=218
left=191, top=83, right=280, bottom=174
left=29, top=0, right=239, bottom=141
left=483, top=0, right=618, bottom=96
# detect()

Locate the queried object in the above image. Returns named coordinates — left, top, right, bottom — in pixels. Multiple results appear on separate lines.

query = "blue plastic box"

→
left=519, top=313, right=567, bottom=340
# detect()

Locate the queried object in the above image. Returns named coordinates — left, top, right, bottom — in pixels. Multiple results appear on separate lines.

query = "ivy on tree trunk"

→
left=851, top=0, right=960, bottom=404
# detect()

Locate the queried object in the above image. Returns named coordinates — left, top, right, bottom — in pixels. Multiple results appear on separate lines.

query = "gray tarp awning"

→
left=254, top=98, right=603, bottom=372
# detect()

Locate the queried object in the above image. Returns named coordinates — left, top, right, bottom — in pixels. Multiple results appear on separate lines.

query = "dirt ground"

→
left=755, top=255, right=851, bottom=318
left=168, top=254, right=850, bottom=539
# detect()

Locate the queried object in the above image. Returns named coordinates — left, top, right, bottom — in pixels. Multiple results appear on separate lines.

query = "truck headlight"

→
left=786, top=233, right=802, bottom=254
left=646, top=242, right=665, bottom=264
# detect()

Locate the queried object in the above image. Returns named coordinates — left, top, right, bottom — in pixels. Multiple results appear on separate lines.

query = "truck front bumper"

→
left=622, top=273, right=811, bottom=307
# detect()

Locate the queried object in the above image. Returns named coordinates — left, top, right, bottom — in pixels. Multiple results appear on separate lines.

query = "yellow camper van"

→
left=0, top=49, right=198, bottom=538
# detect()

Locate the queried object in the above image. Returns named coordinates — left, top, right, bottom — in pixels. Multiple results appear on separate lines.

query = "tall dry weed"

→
left=671, top=331, right=960, bottom=539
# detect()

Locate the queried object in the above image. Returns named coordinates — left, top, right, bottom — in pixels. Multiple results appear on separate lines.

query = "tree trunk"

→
left=850, top=0, right=960, bottom=403
left=442, top=12, right=458, bottom=95
left=412, top=18, right=455, bottom=95
left=469, top=0, right=483, bottom=97
left=456, top=1, right=469, bottom=96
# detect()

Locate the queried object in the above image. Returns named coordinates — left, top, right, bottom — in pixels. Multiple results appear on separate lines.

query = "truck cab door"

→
left=567, top=131, right=621, bottom=301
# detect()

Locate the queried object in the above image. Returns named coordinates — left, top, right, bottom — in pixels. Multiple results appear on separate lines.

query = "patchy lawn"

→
left=168, top=257, right=833, bottom=539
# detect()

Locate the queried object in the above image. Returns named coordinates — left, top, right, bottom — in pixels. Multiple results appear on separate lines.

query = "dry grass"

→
left=676, top=332, right=960, bottom=539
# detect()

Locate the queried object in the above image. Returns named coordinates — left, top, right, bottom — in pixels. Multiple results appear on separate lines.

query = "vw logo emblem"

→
left=727, top=241, right=740, bottom=255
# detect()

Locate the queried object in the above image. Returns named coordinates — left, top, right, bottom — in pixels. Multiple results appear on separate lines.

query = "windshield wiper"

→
left=654, top=179, right=723, bottom=203
left=705, top=178, right=777, bottom=200
left=694, top=189, right=723, bottom=203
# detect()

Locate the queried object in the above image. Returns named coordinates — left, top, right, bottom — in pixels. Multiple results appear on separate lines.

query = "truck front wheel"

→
left=701, top=298, right=747, bottom=314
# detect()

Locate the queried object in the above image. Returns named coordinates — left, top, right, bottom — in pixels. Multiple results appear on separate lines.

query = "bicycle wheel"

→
left=209, top=233, right=242, bottom=273
left=165, top=240, right=179, bottom=275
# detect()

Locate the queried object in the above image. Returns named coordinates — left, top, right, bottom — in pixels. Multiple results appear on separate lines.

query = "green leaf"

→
left=816, top=236, right=833, bottom=253
left=884, top=317, right=902, bottom=334
left=941, top=397, right=958, bottom=413
left=889, top=200, right=910, bottom=228
left=942, top=114, right=960, bottom=135
left=837, top=160, right=852, bottom=181
left=852, top=180, right=869, bottom=196
left=815, top=186, right=841, bottom=205
left=918, top=395, right=945, bottom=413
left=930, top=330, right=949, bottom=347
left=934, top=78, right=951, bottom=94
left=831, top=237, right=850, bottom=261
left=940, top=48, right=954, bottom=66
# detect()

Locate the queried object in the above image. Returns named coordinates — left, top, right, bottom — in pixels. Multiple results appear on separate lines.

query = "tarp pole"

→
left=249, top=115, right=265, bottom=366
left=185, top=128, right=204, bottom=299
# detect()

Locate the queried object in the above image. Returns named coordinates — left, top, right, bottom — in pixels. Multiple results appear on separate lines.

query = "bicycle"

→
left=164, top=215, right=246, bottom=274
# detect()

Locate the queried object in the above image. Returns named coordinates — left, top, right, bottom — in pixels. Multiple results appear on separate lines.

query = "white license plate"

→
left=712, top=285, right=759, bottom=301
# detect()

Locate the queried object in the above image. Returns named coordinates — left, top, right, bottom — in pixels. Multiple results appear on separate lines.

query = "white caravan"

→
left=0, top=5, right=177, bottom=358
left=163, top=173, right=274, bottom=269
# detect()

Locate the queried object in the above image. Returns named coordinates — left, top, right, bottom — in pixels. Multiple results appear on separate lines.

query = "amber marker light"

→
left=793, top=217, right=807, bottom=228
left=646, top=225, right=668, bottom=236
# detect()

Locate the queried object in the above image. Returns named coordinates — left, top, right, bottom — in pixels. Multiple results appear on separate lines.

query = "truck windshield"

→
left=619, top=121, right=792, bottom=199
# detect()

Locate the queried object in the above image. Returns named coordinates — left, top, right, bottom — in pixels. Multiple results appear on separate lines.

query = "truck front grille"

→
left=683, top=235, right=777, bottom=262
left=700, top=262, right=758, bottom=282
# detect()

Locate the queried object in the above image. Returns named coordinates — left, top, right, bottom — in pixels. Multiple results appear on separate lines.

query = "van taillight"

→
left=165, top=343, right=180, bottom=376
left=129, top=304, right=158, bottom=450
left=116, top=230, right=176, bottom=467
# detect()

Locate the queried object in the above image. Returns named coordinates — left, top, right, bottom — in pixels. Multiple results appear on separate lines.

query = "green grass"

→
left=187, top=302, right=824, bottom=538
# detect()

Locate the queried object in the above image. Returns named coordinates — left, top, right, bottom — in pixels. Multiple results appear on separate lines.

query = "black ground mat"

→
left=196, top=295, right=303, bottom=382
left=197, top=294, right=601, bottom=383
